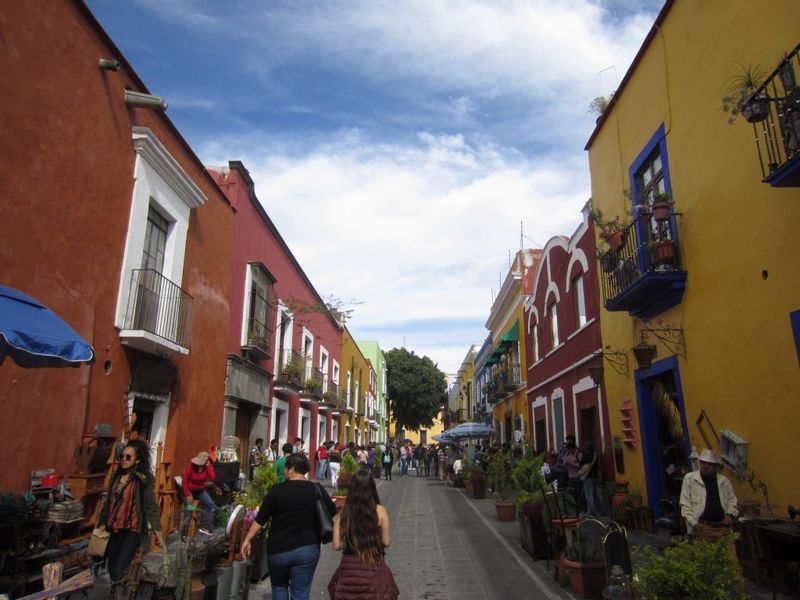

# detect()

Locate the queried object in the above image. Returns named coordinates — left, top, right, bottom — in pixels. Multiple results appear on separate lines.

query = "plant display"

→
left=722, top=64, right=770, bottom=124
left=304, top=377, right=322, bottom=392
left=322, top=390, right=337, bottom=403
left=335, top=452, right=358, bottom=496
left=486, top=451, right=516, bottom=502
left=510, top=443, right=545, bottom=515
left=589, top=208, right=631, bottom=251
left=567, top=527, right=605, bottom=563
left=234, top=462, right=279, bottom=509
left=633, top=537, right=746, bottom=600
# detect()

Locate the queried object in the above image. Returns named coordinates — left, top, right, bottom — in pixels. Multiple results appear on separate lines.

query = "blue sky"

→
left=87, top=0, right=663, bottom=379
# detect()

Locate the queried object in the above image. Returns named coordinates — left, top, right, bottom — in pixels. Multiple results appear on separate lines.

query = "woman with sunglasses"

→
left=241, top=453, right=336, bottom=600
left=98, top=439, right=162, bottom=587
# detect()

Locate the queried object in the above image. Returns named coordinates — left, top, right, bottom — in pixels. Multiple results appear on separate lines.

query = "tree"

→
left=385, top=347, right=447, bottom=439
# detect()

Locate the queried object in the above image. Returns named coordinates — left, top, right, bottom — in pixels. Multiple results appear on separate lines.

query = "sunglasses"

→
left=121, top=453, right=136, bottom=460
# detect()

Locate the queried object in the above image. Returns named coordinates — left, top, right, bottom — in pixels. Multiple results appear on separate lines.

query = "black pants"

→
left=383, top=463, right=392, bottom=480
left=106, top=529, right=141, bottom=583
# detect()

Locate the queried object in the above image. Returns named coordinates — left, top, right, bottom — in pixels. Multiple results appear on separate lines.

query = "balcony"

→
left=241, top=316, right=271, bottom=361
left=741, top=43, right=800, bottom=187
left=598, top=212, right=687, bottom=321
left=488, top=363, right=522, bottom=403
left=275, top=350, right=303, bottom=389
left=300, top=366, right=324, bottom=403
left=120, top=269, right=192, bottom=356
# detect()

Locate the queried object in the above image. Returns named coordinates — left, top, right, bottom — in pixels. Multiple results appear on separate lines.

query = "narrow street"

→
left=252, top=470, right=572, bottom=600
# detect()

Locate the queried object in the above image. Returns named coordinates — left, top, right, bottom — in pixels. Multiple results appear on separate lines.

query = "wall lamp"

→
left=124, top=90, right=168, bottom=111
left=631, top=340, right=657, bottom=370
left=98, top=58, right=121, bottom=71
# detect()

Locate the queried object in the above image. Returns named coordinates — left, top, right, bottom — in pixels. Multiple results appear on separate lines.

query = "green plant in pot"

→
left=487, top=451, right=517, bottom=521
left=334, top=451, right=359, bottom=504
left=722, top=64, right=770, bottom=124
left=589, top=208, right=630, bottom=252
left=564, top=520, right=607, bottom=598
left=633, top=536, right=746, bottom=600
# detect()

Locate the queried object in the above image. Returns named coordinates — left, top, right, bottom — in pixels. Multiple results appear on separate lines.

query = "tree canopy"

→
left=385, top=347, right=447, bottom=436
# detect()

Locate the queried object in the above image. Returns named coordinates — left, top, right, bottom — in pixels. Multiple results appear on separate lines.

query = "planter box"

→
left=249, top=534, right=269, bottom=582
left=518, top=513, right=549, bottom=560
left=471, top=475, right=486, bottom=499
left=495, top=501, right=516, bottom=522
left=564, top=558, right=605, bottom=599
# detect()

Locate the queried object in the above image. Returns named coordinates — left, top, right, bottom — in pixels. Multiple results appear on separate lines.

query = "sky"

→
left=86, top=0, right=664, bottom=381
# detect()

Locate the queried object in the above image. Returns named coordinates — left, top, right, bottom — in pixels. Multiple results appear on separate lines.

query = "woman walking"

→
left=328, top=467, right=398, bottom=599
left=99, top=439, right=162, bottom=587
left=241, top=453, right=336, bottom=600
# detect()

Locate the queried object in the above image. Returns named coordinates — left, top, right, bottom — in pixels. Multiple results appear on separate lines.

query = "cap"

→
left=191, top=451, right=210, bottom=466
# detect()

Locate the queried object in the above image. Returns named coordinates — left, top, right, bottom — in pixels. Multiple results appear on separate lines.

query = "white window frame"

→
left=115, top=127, right=206, bottom=355
left=549, top=302, right=560, bottom=348
left=574, top=273, right=587, bottom=328
left=275, top=302, right=293, bottom=362
left=241, top=263, right=272, bottom=347
left=319, top=347, right=329, bottom=392
left=551, top=390, right=565, bottom=450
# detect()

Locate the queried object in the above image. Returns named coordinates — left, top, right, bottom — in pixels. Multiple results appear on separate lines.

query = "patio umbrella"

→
left=449, top=422, right=494, bottom=440
left=0, top=285, right=95, bottom=368
left=432, top=430, right=457, bottom=444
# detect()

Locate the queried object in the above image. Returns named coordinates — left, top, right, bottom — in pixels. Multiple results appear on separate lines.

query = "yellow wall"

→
left=389, top=410, right=444, bottom=445
left=588, top=0, right=800, bottom=510
left=492, top=303, right=530, bottom=439
left=337, top=327, right=371, bottom=445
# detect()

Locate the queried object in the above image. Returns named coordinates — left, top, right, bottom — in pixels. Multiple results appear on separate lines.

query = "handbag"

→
left=314, top=483, right=334, bottom=544
left=87, top=526, right=110, bottom=557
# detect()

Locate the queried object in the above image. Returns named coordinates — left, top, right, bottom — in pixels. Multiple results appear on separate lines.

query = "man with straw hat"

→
left=679, top=448, right=741, bottom=581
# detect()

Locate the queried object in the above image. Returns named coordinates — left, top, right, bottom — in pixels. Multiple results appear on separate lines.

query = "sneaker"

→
left=198, top=528, right=212, bottom=535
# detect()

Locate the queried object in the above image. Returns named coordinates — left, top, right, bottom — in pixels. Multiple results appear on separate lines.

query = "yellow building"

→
left=335, top=326, right=372, bottom=446
left=389, top=410, right=444, bottom=446
left=448, top=346, right=477, bottom=426
left=476, top=250, right=537, bottom=444
left=586, top=0, right=800, bottom=514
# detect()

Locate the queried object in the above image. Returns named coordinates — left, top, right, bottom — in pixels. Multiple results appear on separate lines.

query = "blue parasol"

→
left=449, top=422, right=495, bottom=440
left=0, top=285, right=95, bottom=368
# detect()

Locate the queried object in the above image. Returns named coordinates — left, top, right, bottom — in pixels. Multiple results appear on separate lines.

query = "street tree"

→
left=385, top=347, right=447, bottom=441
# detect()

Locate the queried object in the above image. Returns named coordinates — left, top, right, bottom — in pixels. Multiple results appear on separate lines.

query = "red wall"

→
left=0, top=1, right=234, bottom=490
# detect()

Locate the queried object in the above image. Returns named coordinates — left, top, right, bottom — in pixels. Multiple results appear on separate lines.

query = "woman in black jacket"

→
left=241, top=453, right=336, bottom=600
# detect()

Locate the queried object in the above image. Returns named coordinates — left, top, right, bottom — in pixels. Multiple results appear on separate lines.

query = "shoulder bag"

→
left=314, top=482, right=334, bottom=544
left=578, top=453, right=597, bottom=481
left=87, top=525, right=110, bottom=557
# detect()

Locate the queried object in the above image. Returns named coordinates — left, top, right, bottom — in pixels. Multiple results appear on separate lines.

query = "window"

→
left=319, top=349, right=329, bottom=392
left=549, top=302, right=559, bottom=347
left=552, top=395, right=565, bottom=449
left=244, top=264, right=275, bottom=353
left=142, top=207, right=168, bottom=271
left=574, top=274, right=587, bottom=328
left=636, top=149, right=671, bottom=243
left=532, top=322, right=540, bottom=361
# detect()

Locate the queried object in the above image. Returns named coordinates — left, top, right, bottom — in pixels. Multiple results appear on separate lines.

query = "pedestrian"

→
left=99, top=439, right=163, bottom=588
left=249, top=438, right=264, bottom=480
left=437, top=445, right=446, bottom=480
left=563, top=435, right=583, bottom=510
left=241, top=453, right=336, bottom=600
left=328, top=445, right=342, bottom=487
left=357, top=445, right=368, bottom=465
left=265, top=438, right=279, bottom=463
left=275, top=442, right=294, bottom=483
left=181, top=451, right=219, bottom=533
left=679, top=449, right=740, bottom=560
left=580, top=441, right=606, bottom=516
left=293, top=437, right=305, bottom=454
left=315, top=441, right=328, bottom=482
left=328, top=468, right=398, bottom=600
left=381, top=445, right=394, bottom=480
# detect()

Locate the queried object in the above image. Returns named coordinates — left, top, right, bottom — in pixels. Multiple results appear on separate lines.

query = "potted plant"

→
left=333, top=452, right=358, bottom=510
left=471, top=466, right=487, bottom=499
left=589, top=208, right=630, bottom=252
left=564, top=523, right=607, bottom=598
left=487, top=451, right=516, bottom=521
left=511, top=445, right=548, bottom=558
left=633, top=536, right=746, bottom=599
left=461, top=458, right=474, bottom=495
left=321, top=390, right=337, bottom=405
left=303, top=377, right=322, bottom=394
left=649, top=238, right=676, bottom=265
left=233, top=463, right=279, bottom=581
left=648, top=192, right=674, bottom=222
left=722, top=64, right=770, bottom=124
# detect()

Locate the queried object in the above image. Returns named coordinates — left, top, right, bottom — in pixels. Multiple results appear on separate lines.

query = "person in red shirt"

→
left=315, top=442, right=328, bottom=481
left=181, top=451, right=218, bottom=534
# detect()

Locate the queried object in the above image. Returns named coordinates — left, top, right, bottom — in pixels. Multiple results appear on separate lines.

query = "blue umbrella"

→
left=0, top=285, right=95, bottom=368
left=432, top=430, right=457, bottom=444
left=449, top=422, right=494, bottom=440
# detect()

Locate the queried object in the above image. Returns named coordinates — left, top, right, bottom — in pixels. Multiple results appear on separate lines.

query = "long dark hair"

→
left=113, top=438, right=153, bottom=482
left=341, top=467, right=383, bottom=566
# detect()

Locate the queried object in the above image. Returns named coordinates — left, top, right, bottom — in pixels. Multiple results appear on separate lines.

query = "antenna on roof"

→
left=520, top=221, right=523, bottom=250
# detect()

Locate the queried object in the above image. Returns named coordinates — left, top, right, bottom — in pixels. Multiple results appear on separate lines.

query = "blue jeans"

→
left=267, top=544, right=321, bottom=600
left=400, top=457, right=408, bottom=476
left=316, top=459, right=327, bottom=481
left=583, top=477, right=606, bottom=516
left=182, top=489, right=219, bottom=534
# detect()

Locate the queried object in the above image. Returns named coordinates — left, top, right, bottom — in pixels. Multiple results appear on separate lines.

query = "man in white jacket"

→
left=679, top=448, right=740, bottom=578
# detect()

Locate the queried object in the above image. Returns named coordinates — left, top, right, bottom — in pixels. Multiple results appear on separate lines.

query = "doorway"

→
left=580, top=406, right=597, bottom=448
left=636, top=356, right=689, bottom=517
left=235, top=403, right=255, bottom=467
left=534, top=419, right=546, bottom=454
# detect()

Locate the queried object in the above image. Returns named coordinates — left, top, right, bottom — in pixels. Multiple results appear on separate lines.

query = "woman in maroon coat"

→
left=328, top=468, right=398, bottom=599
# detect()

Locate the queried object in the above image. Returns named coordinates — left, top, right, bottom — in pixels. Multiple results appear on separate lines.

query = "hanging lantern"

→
left=588, top=362, right=604, bottom=386
left=631, top=342, right=657, bottom=369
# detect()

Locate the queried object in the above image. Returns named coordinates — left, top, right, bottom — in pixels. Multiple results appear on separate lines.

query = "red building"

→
left=524, top=208, right=613, bottom=477
left=209, top=162, right=342, bottom=471
left=0, top=1, right=235, bottom=490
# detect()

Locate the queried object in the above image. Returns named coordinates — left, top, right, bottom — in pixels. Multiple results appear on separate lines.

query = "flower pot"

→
left=651, top=202, right=672, bottom=222
left=603, top=230, right=625, bottom=252
left=332, top=495, right=347, bottom=511
left=654, top=240, right=676, bottom=264
left=495, top=501, right=516, bottom=522
left=741, top=92, right=770, bottom=123
left=563, top=559, right=606, bottom=599
left=518, top=511, right=549, bottom=560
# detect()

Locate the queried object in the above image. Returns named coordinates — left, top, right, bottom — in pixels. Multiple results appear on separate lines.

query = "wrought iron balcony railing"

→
left=276, top=349, right=303, bottom=387
left=301, top=366, right=324, bottom=398
left=741, top=43, right=800, bottom=187
left=598, top=211, right=687, bottom=320
left=124, top=269, right=192, bottom=349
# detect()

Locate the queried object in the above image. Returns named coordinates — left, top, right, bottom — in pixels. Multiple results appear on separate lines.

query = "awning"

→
left=498, top=321, right=519, bottom=345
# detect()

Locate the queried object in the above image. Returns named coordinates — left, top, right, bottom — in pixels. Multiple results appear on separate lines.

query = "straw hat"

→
left=191, top=451, right=210, bottom=466
left=698, top=449, right=721, bottom=464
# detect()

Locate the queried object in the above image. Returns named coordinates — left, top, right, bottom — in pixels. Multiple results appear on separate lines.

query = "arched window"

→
left=573, top=273, right=587, bottom=328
